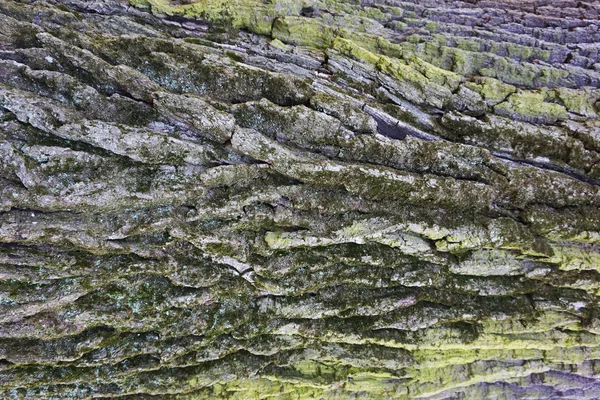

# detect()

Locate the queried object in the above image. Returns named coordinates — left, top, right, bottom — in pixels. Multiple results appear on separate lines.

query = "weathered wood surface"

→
left=1, top=0, right=600, bottom=398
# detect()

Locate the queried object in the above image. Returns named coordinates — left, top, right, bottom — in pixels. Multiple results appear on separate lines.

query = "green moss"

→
left=392, top=20, right=408, bottom=31
left=130, top=0, right=283, bottom=36
left=450, top=48, right=487, bottom=76
left=466, top=77, right=516, bottom=107
left=409, top=56, right=461, bottom=91
left=454, top=37, right=481, bottom=53
left=204, top=242, right=239, bottom=258
left=547, top=244, right=600, bottom=272
left=406, top=359, right=550, bottom=398
left=332, top=38, right=454, bottom=108
left=225, top=50, right=244, bottom=62
left=359, top=6, right=388, bottom=21
left=269, top=38, right=290, bottom=52
left=129, top=0, right=170, bottom=13
left=332, top=37, right=380, bottom=64
left=272, top=16, right=340, bottom=48
left=555, top=87, right=599, bottom=118
left=383, top=6, right=403, bottom=16
left=494, top=90, right=569, bottom=125
left=425, top=21, right=438, bottom=33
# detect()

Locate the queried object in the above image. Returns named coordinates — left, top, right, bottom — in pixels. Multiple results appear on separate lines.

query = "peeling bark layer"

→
left=1, top=0, right=600, bottom=398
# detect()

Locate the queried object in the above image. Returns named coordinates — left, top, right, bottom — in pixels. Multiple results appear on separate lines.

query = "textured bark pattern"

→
left=1, top=0, right=600, bottom=398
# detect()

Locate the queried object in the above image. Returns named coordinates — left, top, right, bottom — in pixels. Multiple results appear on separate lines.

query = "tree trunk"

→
left=1, top=0, right=600, bottom=398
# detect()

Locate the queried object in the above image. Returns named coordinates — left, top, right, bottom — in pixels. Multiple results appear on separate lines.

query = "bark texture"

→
left=1, top=0, right=600, bottom=398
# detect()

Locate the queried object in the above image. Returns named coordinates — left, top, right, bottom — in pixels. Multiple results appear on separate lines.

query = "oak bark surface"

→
left=1, top=0, right=600, bottom=398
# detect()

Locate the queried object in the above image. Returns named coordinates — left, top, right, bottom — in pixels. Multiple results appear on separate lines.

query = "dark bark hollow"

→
left=1, top=0, right=600, bottom=398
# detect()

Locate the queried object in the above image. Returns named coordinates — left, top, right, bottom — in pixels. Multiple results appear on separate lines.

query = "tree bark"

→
left=1, top=0, right=600, bottom=398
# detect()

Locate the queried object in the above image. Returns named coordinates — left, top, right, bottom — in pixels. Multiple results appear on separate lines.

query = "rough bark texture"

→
left=1, top=0, right=600, bottom=398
